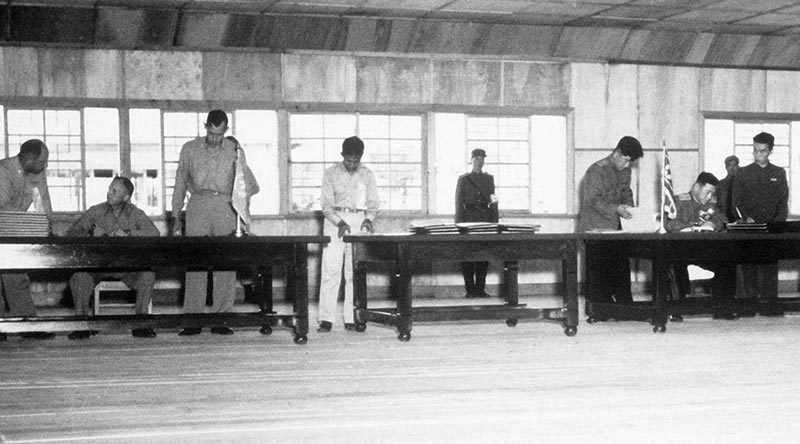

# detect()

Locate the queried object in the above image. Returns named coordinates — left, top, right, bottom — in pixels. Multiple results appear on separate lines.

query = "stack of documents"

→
left=0, top=211, right=50, bottom=236
left=456, top=222, right=499, bottom=234
left=409, top=223, right=460, bottom=235
left=726, top=222, right=768, bottom=232
left=500, top=224, right=540, bottom=233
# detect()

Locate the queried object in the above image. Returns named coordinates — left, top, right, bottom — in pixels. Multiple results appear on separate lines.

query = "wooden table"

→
left=346, top=233, right=579, bottom=341
left=581, top=232, right=800, bottom=332
left=0, top=236, right=328, bottom=344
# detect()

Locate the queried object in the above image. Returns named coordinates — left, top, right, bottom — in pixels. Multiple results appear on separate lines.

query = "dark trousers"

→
left=461, top=261, right=488, bottom=295
left=671, top=263, right=736, bottom=313
left=586, top=256, right=633, bottom=308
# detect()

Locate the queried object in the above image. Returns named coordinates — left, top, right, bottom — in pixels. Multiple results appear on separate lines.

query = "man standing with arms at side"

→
left=732, top=132, right=788, bottom=317
left=318, top=136, right=379, bottom=333
left=716, top=155, right=739, bottom=223
left=578, top=136, right=643, bottom=322
left=65, top=177, right=160, bottom=339
left=171, top=110, right=260, bottom=336
left=0, top=139, right=54, bottom=340
left=455, top=148, right=499, bottom=298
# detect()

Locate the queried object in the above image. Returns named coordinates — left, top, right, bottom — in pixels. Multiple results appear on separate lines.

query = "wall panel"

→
left=570, top=63, right=607, bottom=149
left=40, top=49, right=85, bottom=98
left=84, top=50, right=123, bottom=99
left=357, top=57, right=430, bottom=104
left=503, top=62, right=569, bottom=108
left=124, top=51, right=203, bottom=100
left=282, top=54, right=357, bottom=103
left=0, top=47, right=39, bottom=97
left=766, top=70, right=800, bottom=113
left=202, top=52, right=281, bottom=102
left=432, top=60, right=500, bottom=106
left=605, top=64, right=639, bottom=146
left=637, top=65, right=700, bottom=149
left=701, top=68, right=766, bottom=113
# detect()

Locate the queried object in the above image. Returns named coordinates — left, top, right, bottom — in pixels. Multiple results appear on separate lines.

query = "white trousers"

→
left=318, top=212, right=364, bottom=325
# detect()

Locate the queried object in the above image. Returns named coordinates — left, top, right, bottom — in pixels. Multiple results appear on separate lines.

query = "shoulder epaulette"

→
left=676, top=193, right=692, bottom=201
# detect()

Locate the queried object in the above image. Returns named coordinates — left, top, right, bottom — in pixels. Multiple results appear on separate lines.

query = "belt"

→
left=333, top=206, right=366, bottom=213
left=194, top=190, right=224, bottom=196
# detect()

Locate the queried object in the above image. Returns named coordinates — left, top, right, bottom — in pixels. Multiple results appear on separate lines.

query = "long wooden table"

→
left=0, top=236, right=328, bottom=344
left=581, top=232, right=800, bottom=332
left=346, top=233, right=579, bottom=341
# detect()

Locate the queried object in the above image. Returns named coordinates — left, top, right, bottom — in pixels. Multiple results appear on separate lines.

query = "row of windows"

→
left=0, top=106, right=569, bottom=217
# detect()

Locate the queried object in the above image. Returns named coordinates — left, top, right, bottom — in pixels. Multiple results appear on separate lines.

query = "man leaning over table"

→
left=577, top=136, right=643, bottom=322
left=0, top=139, right=54, bottom=340
left=665, top=172, right=737, bottom=320
left=65, top=176, right=160, bottom=340
left=317, top=136, right=379, bottom=333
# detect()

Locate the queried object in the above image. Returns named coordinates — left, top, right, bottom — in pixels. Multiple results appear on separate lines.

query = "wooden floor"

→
left=2, top=296, right=800, bottom=443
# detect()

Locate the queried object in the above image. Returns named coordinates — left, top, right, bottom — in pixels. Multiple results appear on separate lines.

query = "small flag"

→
left=662, top=142, right=677, bottom=220
left=231, top=147, right=250, bottom=227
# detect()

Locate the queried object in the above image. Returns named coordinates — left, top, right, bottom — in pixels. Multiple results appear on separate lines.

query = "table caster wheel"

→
left=653, top=324, right=666, bottom=333
left=564, top=326, right=577, bottom=337
left=398, top=332, right=411, bottom=342
left=506, top=318, right=518, bottom=327
left=259, top=325, right=272, bottom=335
left=294, top=335, right=308, bottom=344
left=355, top=323, right=366, bottom=332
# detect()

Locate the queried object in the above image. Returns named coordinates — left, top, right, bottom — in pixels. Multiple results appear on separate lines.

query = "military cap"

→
left=471, top=148, right=487, bottom=159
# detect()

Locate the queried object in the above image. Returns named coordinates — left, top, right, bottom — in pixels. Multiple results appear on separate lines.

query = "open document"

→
left=620, top=207, right=659, bottom=233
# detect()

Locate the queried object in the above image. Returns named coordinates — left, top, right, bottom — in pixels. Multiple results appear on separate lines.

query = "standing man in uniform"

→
left=716, top=155, right=739, bottom=223
left=171, top=110, right=260, bottom=336
left=0, top=139, right=54, bottom=340
left=455, top=148, right=499, bottom=298
left=578, top=136, right=643, bottom=322
left=732, top=132, right=788, bottom=316
left=318, top=136, right=379, bottom=332
left=665, top=172, right=737, bottom=320
left=65, top=177, right=160, bottom=339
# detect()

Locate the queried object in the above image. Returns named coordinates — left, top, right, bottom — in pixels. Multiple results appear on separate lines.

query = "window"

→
left=288, top=113, right=423, bottom=212
left=705, top=118, right=800, bottom=213
left=432, top=113, right=567, bottom=215
left=5, top=108, right=119, bottom=212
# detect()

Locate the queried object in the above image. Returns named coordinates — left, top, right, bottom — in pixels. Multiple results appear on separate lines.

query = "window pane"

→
left=390, top=115, right=421, bottom=139
left=433, top=113, right=466, bottom=215
left=130, top=109, right=163, bottom=216
left=163, top=113, right=201, bottom=137
left=362, top=139, right=390, bottom=163
left=498, top=118, right=528, bottom=140
left=359, top=115, right=389, bottom=139
left=234, top=110, right=279, bottom=215
left=497, top=187, right=528, bottom=210
left=467, top=117, right=497, bottom=140
left=0, top=106, right=5, bottom=157
left=385, top=187, right=421, bottom=210
left=496, top=164, right=529, bottom=187
left=291, top=139, right=324, bottom=162
left=497, top=141, right=529, bottom=163
left=7, top=110, right=44, bottom=137
left=84, top=108, right=120, bottom=207
left=391, top=139, right=421, bottom=163
left=324, top=115, right=357, bottom=138
left=290, top=114, right=323, bottom=138
left=292, top=187, right=320, bottom=212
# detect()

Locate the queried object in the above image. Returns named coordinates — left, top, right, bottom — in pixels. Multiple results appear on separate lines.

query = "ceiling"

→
left=10, top=0, right=800, bottom=36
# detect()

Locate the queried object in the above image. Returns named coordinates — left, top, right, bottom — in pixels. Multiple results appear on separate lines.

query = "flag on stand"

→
left=662, top=141, right=677, bottom=220
left=231, top=147, right=251, bottom=227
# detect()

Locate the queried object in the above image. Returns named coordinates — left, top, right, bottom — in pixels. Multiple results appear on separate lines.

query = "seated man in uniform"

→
left=65, top=176, right=161, bottom=339
left=665, top=172, right=737, bottom=320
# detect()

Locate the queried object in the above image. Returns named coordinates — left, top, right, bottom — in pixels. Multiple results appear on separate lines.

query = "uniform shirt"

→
left=715, top=175, right=735, bottom=222
left=171, top=137, right=259, bottom=219
left=455, top=171, right=498, bottom=223
left=66, top=201, right=159, bottom=237
left=321, top=163, right=380, bottom=226
left=0, top=156, right=52, bottom=214
left=665, top=192, right=727, bottom=233
left=577, top=155, right=633, bottom=232
left=732, top=162, right=788, bottom=223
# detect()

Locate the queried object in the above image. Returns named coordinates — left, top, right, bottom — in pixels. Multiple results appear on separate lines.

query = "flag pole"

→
left=660, top=140, right=666, bottom=234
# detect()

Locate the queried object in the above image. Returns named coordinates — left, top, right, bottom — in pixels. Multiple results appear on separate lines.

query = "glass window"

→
left=130, top=109, right=163, bottom=216
left=288, top=113, right=422, bottom=212
left=84, top=108, right=120, bottom=208
left=232, top=110, right=279, bottom=215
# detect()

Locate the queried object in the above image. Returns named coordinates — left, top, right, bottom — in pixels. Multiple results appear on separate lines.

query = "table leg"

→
left=562, top=241, right=579, bottom=336
left=651, top=256, right=668, bottom=333
left=256, top=265, right=274, bottom=336
left=292, top=244, right=309, bottom=344
left=353, top=255, right=368, bottom=332
left=503, top=261, right=519, bottom=327
left=396, top=245, right=412, bottom=342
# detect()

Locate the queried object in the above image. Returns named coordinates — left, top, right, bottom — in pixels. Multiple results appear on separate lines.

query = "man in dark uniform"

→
left=455, top=148, right=498, bottom=298
left=577, top=136, right=643, bottom=321
left=665, top=172, right=737, bottom=319
left=715, top=155, right=739, bottom=222
left=732, top=132, right=788, bottom=316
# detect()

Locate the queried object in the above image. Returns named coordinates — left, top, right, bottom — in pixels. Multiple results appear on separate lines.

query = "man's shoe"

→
left=477, top=290, right=492, bottom=298
left=738, top=310, right=756, bottom=318
left=21, top=331, right=56, bottom=340
left=210, top=326, right=234, bottom=335
left=669, top=314, right=684, bottom=322
left=712, top=312, right=739, bottom=320
left=760, top=310, right=785, bottom=317
left=0, top=332, right=6, bottom=342
left=317, top=321, right=332, bottom=332
left=178, top=327, right=202, bottom=336
left=344, top=323, right=356, bottom=331
left=132, top=328, right=157, bottom=338
left=67, top=330, right=92, bottom=340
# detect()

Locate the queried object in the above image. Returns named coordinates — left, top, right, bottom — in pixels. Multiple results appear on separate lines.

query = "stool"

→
left=93, top=281, right=152, bottom=315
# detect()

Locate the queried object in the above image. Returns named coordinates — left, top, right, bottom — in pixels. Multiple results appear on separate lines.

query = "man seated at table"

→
left=665, top=172, right=737, bottom=320
left=65, top=176, right=160, bottom=339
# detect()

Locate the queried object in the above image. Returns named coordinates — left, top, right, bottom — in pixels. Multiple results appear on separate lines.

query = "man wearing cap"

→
left=455, top=148, right=499, bottom=298
left=578, top=136, right=643, bottom=321
left=732, top=132, right=788, bottom=316
left=171, top=109, right=260, bottom=336
left=318, top=136, right=380, bottom=332
left=716, top=155, right=739, bottom=223
left=665, top=172, right=737, bottom=319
